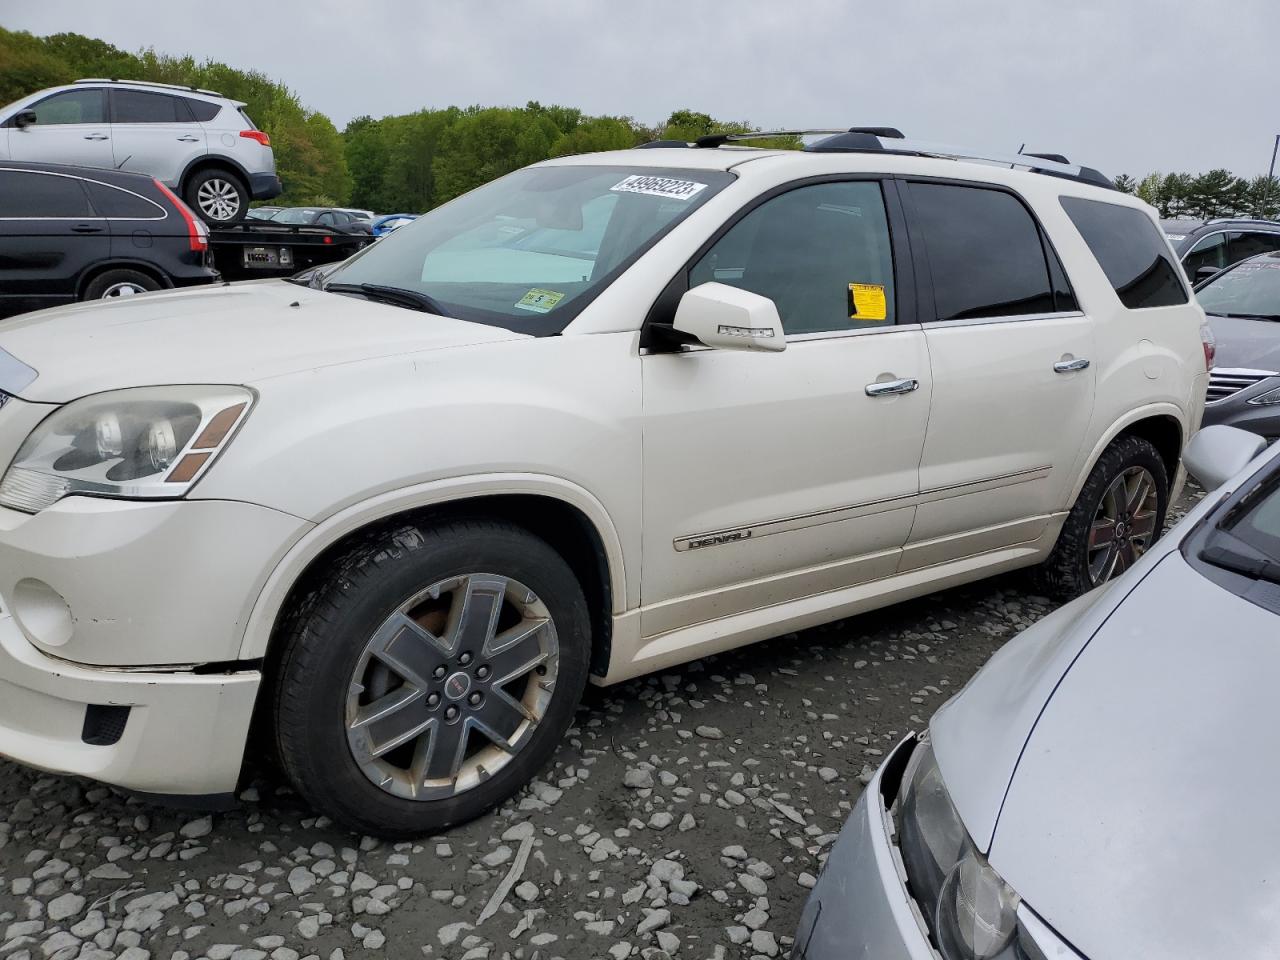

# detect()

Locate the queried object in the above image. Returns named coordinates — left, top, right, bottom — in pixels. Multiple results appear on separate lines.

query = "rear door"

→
left=5, top=89, right=113, bottom=169
left=0, top=169, right=108, bottom=317
left=109, top=89, right=207, bottom=185
left=899, top=179, right=1095, bottom=570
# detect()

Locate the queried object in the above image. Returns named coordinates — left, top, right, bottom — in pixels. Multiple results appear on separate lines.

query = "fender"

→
left=176, top=152, right=252, bottom=191
left=235, top=471, right=629, bottom=661
left=1066, top=401, right=1187, bottom=507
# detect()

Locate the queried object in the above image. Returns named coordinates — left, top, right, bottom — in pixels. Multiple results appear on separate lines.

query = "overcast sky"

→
left=6, top=1, right=1277, bottom=178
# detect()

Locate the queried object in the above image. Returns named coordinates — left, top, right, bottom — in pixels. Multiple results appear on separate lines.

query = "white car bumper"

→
left=0, top=611, right=259, bottom=796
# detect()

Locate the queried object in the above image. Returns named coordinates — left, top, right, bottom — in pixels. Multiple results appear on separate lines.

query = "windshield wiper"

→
left=1200, top=539, right=1280, bottom=584
left=324, top=282, right=453, bottom=318
left=1220, top=312, right=1280, bottom=322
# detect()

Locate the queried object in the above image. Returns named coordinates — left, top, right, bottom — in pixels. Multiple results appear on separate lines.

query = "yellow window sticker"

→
left=848, top=283, right=887, bottom=321
left=515, top=288, right=565, bottom=314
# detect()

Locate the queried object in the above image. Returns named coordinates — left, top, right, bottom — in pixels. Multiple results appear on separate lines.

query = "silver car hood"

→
left=988, top=551, right=1280, bottom=960
left=1207, top=314, right=1280, bottom=373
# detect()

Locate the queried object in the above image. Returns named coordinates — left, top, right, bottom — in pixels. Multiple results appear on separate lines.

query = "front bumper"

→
left=1202, top=380, right=1280, bottom=439
left=0, top=611, right=259, bottom=795
left=794, top=734, right=936, bottom=959
left=248, top=172, right=283, bottom=200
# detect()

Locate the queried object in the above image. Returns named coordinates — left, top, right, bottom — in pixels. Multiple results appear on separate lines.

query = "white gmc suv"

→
left=0, top=130, right=1209, bottom=837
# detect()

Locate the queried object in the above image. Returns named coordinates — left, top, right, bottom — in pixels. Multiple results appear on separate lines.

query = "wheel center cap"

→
left=444, top=671, right=472, bottom=701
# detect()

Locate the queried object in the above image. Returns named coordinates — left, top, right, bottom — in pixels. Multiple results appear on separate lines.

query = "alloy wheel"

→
left=100, top=282, right=147, bottom=299
left=196, top=178, right=241, bottom=221
left=345, top=573, right=559, bottom=801
left=1087, top=466, right=1159, bottom=585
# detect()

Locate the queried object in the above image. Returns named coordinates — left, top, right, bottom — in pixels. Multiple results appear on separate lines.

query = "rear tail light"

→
left=239, top=129, right=271, bottom=147
left=153, top=179, right=208, bottom=252
left=1200, top=322, right=1217, bottom=372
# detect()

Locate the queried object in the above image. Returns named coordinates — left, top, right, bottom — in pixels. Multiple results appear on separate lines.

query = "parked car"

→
left=370, top=213, right=418, bottom=237
left=0, top=131, right=1208, bottom=837
left=269, top=206, right=371, bottom=234
left=1196, top=250, right=1280, bottom=438
left=0, top=160, right=217, bottom=319
left=0, top=78, right=282, bottom=226
left=337, top=207, right=375, bottom=221
left=1163, top=217, right=1280, bottom=282
left=793, top=423, right=1277, bottom=960
left=245, top=205, right=283, bottom=221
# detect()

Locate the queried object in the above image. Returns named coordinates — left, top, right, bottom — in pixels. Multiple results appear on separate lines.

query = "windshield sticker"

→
left=515, top=288, right=566, bottom=313
left=848, top=283, right=888, bottom=321
left=611, top=175, right=708, bottom=201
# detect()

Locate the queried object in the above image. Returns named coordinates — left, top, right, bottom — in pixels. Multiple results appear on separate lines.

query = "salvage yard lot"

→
left=0, top=491, right=1197, bottom=960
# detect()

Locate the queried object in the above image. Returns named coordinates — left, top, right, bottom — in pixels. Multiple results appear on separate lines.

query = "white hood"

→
left=0, top=281, right=525, bottom=403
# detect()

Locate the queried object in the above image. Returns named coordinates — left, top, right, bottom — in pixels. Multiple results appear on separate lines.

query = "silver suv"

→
left=0, top=79, right=282, bottom=225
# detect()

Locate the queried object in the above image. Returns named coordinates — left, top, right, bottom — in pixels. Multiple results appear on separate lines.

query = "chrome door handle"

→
left=1053, top=358, right=1091, bottom=373
left=83, top=133, right=109, bottom=141
left=176, top=135, right=200, bottom=142
left=865, top=377, right=920, bottom=397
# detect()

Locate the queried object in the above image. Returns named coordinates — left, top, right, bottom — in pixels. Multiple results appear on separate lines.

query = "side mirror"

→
left=673, top=282, right=785, bottom=353
left=1184, top=425, right=1267, bottom=491
left=1194, top=265, right=1223, bottom=284
left=13, top=110, right=37, bottom=130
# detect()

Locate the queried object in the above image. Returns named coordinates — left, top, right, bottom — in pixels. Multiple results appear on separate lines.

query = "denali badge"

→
left=676, top=528, right=753, bottom=551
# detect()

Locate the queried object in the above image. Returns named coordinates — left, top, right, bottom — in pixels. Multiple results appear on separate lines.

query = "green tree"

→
left=1112, top=173, right=1136, bottom=194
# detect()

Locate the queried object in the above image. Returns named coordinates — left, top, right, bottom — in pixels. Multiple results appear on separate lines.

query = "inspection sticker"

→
left=611, top=175, right=708, bottom=201
left=848, top=283, right=888, bottom=321
left=515, top=288, right=566, bottom=313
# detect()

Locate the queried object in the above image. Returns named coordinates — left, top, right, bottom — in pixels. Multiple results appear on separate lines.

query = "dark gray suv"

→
left=1164, top=218, right=1280, bottom=283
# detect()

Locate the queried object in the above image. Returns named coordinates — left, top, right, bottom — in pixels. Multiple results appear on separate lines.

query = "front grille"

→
left=1208, top=369, right=1276, bottom=403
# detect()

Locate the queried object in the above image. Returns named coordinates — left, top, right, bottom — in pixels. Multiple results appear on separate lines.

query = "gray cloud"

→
left=5, top=0, right=1276, bottom=177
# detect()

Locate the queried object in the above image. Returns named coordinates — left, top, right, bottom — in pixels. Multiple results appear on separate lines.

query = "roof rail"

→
left=650, top=127, right=1114, bottom=191
left=1205, top=217, right=1280, bottom=227
left=75, top=77, right=225, bottom=98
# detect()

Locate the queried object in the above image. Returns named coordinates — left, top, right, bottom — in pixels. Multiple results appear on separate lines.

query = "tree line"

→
left=5, top=27, right=1279, bottom=221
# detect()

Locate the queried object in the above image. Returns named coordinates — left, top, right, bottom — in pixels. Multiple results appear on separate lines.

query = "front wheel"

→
left=271, top=519, right=591, bottom=838
left=1034, top=436, right=1169, bottom=600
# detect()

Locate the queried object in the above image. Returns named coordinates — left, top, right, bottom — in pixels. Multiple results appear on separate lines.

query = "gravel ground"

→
left=0, top=488, right=1200, bottom=960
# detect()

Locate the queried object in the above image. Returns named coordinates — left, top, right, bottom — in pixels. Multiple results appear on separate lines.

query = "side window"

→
left=907, top=182, right=1056, bottom=321
left=0, top=171, right=93, bottom=217
left=111, top=90, right=192, bottom=124
left=1228, top=231, right=1280, bottom=264
left=185, top=98, right=221, bottom=123
left=316, top=212, right=336, bottom=226
left=27, top=89, right=106, bottom=125
left=689, top=180, right=896, bottom=335
left=84, top=181, right=165, bottom=219
left=1182, top=232, right=1228, bottom=276
left=1060, top=196, right=1189, bottom=309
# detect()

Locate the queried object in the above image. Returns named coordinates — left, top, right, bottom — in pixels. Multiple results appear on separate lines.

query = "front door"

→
left=899, top=180, right=1095, bottom=570
left=6, top=88, right=114, bottom=170
left=640, top=179, right=930, bottom=637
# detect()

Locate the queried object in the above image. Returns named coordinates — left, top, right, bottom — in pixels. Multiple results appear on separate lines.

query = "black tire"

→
left=183, top=167, right=248, bottom=225
left=81, top=269, right=160, bottom=301
left=271, top=519, right=591, bottom=838
left=1033, top=435, right=1169, bottom=600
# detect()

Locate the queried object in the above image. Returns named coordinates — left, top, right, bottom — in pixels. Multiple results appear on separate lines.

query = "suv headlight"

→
left=897, top=740, right=1020, bottom=960
left=0, top=386, right=253, bottom=513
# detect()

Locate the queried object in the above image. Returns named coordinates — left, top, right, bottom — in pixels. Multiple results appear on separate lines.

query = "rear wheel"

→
left=82, top=269, right=160, bottom=301
left=185, top=168, right=247, bottom=225
left=1034, top=435, right=1168, bottom=599
left=271, top=519, right=591, bottom=838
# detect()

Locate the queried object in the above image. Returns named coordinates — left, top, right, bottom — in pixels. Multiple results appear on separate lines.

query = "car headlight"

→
left=0, top=386, right=253, bottom=513
left=897, top=740, right=1020, bottom=960
left=1248, top=385, right=1280, bottom=406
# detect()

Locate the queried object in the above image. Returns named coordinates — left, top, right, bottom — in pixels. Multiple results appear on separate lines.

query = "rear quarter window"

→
left=1060, top=197, right=1188, bottom=309
left=185, top=99, right=221, bottom=122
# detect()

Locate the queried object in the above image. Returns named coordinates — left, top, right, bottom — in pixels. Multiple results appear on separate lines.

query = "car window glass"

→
left=1183, top=232, right=1229, bottom=276
left=83, top=180, right=164, bottom=219
left=28, top=89, right=105, bottom=125
left=0, top=171, right=93, bottom=217
left=1060, top=196, right=1189, bottom=309
left=112, top=90, right=192, bottom=124
left=317, top=212, right=335, bottom=225
left=185, top=98, right=220, bottom=122
left=1196, top=258, right=1280, bottom=318
left=1229, top=231, right=1280, bottom=264
left=689, top=181, right=896, bottom=334
left=907, top=182, right=1055, bottom=321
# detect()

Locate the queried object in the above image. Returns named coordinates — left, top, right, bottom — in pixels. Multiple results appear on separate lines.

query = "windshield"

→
left=1198, top=256, right=1280, bottom=318
left=272, top=209, right=320, bottom=224
left=324, top=165, right=733, bottom=334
